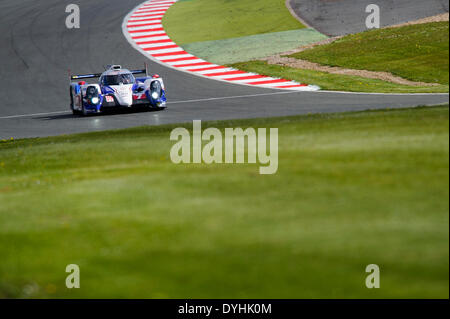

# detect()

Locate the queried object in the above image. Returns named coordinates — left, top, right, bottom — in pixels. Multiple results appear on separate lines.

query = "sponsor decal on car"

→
left=133, top=93, right=146, bottom=100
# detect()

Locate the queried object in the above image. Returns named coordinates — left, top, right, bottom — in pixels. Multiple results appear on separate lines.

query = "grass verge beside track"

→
left=0, top=106, right=448, bottom=298
left=231, top=22, right=449, bottom=93
left=230, top=61, right=449, bottom=93
left=290, top=22, right=449, bottom=85
left=163, top=0, right=305, bottom=44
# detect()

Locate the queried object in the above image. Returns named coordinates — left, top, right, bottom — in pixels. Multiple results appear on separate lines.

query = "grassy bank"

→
left=0, top=106, right=448, bottom=298
left=163, top=0, right=304, bottom=44
left=230, top=61, right=449, bottom=93
left=231, top=22, right=449, bottom=93
left=290, top=22, right=449, bottom=85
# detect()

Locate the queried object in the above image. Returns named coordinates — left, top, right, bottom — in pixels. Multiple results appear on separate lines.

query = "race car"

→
left=69, top=64, right=166, bottom=115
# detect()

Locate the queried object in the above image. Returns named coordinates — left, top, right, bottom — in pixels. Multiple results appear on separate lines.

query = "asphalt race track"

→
left=289, top=0, right=449, bottom=36
left=0, top=0, right=448, bottom=139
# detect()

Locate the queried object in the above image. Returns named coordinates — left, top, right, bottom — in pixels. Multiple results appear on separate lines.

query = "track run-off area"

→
left=124, top=0, right=319, bottom=91
left=0, top=0, right=448, bottom=139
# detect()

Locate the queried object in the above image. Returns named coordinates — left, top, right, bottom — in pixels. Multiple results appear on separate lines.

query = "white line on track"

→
left=0, top=110, right=72, bottom=120
left=0, top=92, right=311, bottom=119
left=0, top=91, right=447, bottom=120
left=167, top=91, right=305, bottom=104
left=318, top=91, right=449, bottom=96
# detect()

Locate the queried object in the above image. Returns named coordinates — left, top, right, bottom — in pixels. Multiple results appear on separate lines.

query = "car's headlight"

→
left=91, top=97, right=100, bottom=104
left=150, top=80, right=162, bottom=100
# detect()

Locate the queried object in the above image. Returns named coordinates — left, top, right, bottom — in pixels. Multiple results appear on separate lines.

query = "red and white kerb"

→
left=125, top=0, right=319, bottom=91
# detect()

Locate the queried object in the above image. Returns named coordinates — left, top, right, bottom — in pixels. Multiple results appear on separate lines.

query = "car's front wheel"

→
left=81, top=103, right=89, bottom=116
left=70, top=88, right=80, bottom=115
left=149, top=105, right=166, bottom=111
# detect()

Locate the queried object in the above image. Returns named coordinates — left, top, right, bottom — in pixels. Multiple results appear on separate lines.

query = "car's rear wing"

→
left=130, top=69, right=147, bottom=75
left=130, top=65, right=148, bottom=76
left=69, top=63, right=148, bottom=81
left=70, top=73, right=102, bottom=80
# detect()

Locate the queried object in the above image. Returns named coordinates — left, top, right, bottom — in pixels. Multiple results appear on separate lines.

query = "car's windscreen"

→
left=101, top=73, right=135, bottom=85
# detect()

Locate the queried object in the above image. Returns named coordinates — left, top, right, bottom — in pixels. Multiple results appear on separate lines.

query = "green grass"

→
left=163, top=0, right=305, bottom=44
left=290, top=22, right=449, bottom=85
left=230, top=60, right=449, bottom=93
left=0, top=106, right=449, bottom=298
left=230, top=22, right=450, bottom=93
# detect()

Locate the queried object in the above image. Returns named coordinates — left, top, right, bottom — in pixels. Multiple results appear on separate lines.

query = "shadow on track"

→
left=34, top=107, right=165, bottom=120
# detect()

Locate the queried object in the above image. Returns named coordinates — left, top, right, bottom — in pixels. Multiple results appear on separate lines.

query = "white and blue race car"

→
left=69, top=64, right=166, bottom=115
